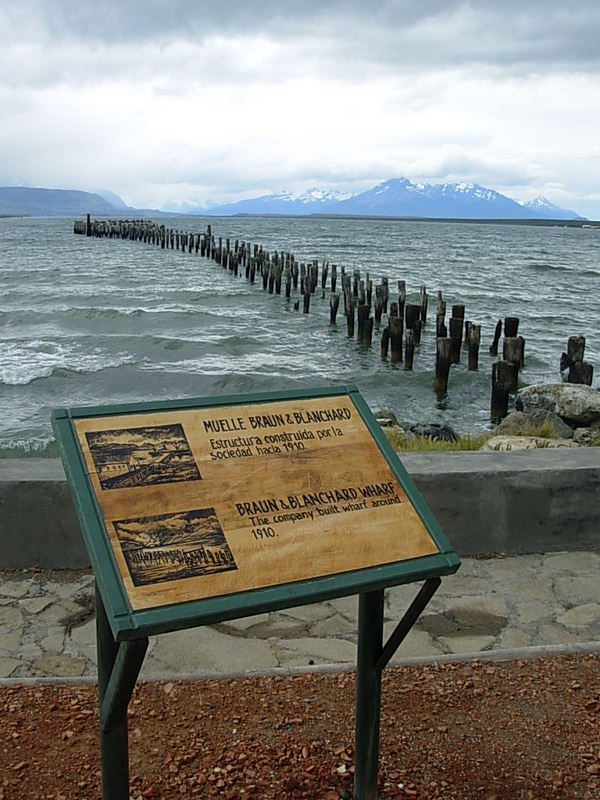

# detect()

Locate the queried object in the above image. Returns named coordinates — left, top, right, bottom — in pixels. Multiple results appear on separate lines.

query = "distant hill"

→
left=0, top=186, right=126, bottom=217
left=197, top=178, right=585, bottom=221
left=1, top=180, right=584, bottom=221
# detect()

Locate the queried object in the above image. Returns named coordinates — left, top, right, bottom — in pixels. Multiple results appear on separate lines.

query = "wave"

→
left=0, top=345, right=137, bottom=386
left=0, top=439, right=59, bottom=459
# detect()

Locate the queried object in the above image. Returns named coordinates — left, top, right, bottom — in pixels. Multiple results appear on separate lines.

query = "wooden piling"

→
left=491, top=361, right=516, bottom=422
left=357, top=304, right=370, bottom=344
left=504, top=316, right=520, bottom=338
left=330, top=293, right=340, bottom=324
left=449, top=317, right=463, bottom=364
left=389, top=317, right=403, bottom=363
left=374, top=286, right=384, bottom=324
left=405, top=304, right=421, bottom=331
left=502, top=337, right=523, bottom=392
left=467, top=324, right=481, bottom=370
left=489, top=319, right=502, bottom=356
left=381, top=326, right=390, bottom=358
left=420, top=285, right=428, bottom=324
left=405, top=330, right=415, bottom=370
left=565, top=335, right=594, bottom=385
left=346, top=298, right=355, bottom=337
left=397, top=281, right=406, bottom=320
left=412, top=318, right=422, bottom=345
left=434, top=337, right=452, bottom=394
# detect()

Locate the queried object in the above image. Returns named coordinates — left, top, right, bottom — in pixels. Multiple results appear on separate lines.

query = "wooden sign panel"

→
left=71, top=394, right=440, bottom=611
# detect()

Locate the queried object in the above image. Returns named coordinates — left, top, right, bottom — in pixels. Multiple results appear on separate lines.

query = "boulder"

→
left=374, top=409, right=399, bottom=428
left=409, top=423, right=458, bottom=442
left=516, top=384, right=600, bottom=427
left=481, top=435, right=581, bottom=452
left=494, top=410, right=573, bottom=439
left=572, top=428, right=596, bottom=446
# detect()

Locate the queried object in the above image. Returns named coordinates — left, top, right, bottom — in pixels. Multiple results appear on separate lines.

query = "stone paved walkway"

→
left=1, top=551, right=600, bottom=680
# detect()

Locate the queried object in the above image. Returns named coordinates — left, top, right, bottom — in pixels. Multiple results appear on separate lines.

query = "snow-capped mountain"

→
left=522, top=196, right=582, bottom=220
left=190, top=188, right=352, bottom=216
left=176, top=178, right=584, bottom=220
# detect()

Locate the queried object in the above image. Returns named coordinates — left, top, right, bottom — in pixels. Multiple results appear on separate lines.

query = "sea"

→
left=0, top=214, right=598, bottom=456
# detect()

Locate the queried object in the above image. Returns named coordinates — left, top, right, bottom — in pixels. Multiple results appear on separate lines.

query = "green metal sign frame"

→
left=52, top=384, right=460, bottom=800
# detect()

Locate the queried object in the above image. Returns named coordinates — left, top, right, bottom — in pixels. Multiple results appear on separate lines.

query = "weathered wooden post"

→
left=374, top=286, right=384, bottom=324
left=412, top=318, right=422, bottom=345
left=449, top=317, right=463, bottom=364
left=302, top=274, right=311, bottom=314
left=564, top=335, right=594, bottom=385
left=347, top=298, right=355, bottom=337
left=489, top=319, right=502, bottom=356
left=504, top=316, right=520, bottom=338
left=357, top=304, right=370, bottom=344
left=467, top=324, right=481, bottom=371
left=434, top=338, right=452, bottom=394
left=436, top=297, right=447, bottom=338
left=420, top=285, right=428, bottom=324
left=503, top=337, right=523, bottom=392
left=86, top=213, right=92, bottom=236
left=405, top=330, right=415, bottom=370
left=363, top=317, right=374, bottom=347
left=491, top=361, right=516, bottom=422
left=330, top=293, right=340, bottom=324
left=285, top=268, right=291, bottom=298
left=380, top=326, right=390, bottom=358
left=389, top=317, right=403, bottom=364
left=405, top=304, right=421, bottom=332
left=331, top=265, right=337, bottom=294
left=397, top=281, right=406, bottom=320
left=382, top=277, right=389, bottom=314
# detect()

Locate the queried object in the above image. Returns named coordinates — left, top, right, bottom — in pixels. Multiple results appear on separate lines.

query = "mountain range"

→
left=196, top=179, right=583, bottom=220
left=0, top=179, right=585, bottom=220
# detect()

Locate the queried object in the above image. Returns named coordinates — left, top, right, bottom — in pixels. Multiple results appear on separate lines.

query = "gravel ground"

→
left=1, top=653, right=599, bottom=799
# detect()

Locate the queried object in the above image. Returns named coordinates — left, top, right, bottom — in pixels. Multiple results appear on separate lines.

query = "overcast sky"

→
left=1, top=0, right=599, bottom=216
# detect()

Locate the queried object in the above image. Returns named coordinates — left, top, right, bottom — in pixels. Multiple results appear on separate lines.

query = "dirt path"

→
left=2, top=653, right=599, bottom=799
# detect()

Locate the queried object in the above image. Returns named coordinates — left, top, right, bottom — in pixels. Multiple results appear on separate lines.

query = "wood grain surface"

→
left=74, top=396, right=438, bottom=610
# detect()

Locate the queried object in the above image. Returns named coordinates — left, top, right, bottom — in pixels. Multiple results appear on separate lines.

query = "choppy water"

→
left=0, top=215, right=598, bottom=454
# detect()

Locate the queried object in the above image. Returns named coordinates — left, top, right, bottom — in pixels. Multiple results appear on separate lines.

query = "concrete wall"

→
left=1, top=449, right=599, bottom=568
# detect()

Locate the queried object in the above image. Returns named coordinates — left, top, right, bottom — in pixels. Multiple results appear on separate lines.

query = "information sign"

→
left=52, top=385, right=460, bottom=800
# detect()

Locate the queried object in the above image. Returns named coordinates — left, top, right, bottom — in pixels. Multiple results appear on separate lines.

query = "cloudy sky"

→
left=1, top=0, right=599, bottom=216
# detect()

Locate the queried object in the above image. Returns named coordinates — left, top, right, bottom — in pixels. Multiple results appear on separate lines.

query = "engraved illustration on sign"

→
left=85, top=423, right=201, bottom=490
left=113, top=507, right=236, bottom=586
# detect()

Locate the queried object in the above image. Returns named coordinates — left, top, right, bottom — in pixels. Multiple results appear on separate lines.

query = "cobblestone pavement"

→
left=1, top=551, right=600, bottom=680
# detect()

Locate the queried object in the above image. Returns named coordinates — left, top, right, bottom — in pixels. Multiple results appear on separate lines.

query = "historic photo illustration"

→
left=84, top=423, right=201, bottom=490
left=113, top=507, right=237, bottom=586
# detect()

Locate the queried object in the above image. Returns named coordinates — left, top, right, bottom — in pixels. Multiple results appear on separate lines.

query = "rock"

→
left=374, top=409, right=399, bottom=427
left=31, top=654, right=87, bottom=677
left=409, top=422, right=458, bottom=442
left=494, top=411, right=573, bottom=439
left=516, top=383, right=600, bottom=427
left=481, top=435, right=580, bottom=451
left=572, top=427, right=595, bottom=445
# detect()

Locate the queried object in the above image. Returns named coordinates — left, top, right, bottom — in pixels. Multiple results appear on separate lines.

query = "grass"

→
left=384, top=420, right=600, bottom=451
left=384, top=429, right=491, bottom=452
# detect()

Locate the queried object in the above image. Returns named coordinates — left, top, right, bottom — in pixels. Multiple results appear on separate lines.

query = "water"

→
left=1, top=215, right=598, bottom=455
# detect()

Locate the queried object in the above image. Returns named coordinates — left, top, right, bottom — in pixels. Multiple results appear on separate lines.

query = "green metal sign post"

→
left=52, top=385, right=459, bottom=800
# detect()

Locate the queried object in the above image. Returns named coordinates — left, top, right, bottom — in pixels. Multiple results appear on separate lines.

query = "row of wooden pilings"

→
left=75, top=215, right=594, bottom=424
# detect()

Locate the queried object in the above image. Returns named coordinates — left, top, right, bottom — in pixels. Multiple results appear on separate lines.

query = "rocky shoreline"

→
left=377, top=382, right=600, bottom=451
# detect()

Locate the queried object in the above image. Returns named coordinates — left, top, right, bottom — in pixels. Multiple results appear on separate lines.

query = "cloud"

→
left=1, top=1, right=599, bottom=216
